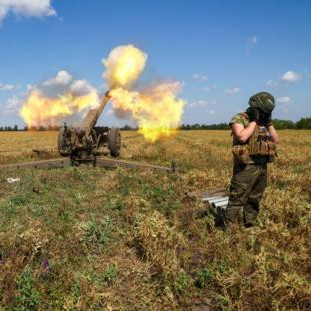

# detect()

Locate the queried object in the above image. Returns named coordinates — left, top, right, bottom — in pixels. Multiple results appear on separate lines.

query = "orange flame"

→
left=104, top=44, right=186, bottom=142
left=103, top=44, right=147, bottom=88
left=20, top=89, right=99, bottom=128
left=110, top=82, right=185, bottom=142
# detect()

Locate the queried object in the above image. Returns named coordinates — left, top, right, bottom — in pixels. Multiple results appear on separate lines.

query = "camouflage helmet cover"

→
left=248, top=92, right=275, bottom=113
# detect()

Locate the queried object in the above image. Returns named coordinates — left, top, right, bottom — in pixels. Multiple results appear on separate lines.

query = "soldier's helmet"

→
left=249, top=92, right=275, bottom=113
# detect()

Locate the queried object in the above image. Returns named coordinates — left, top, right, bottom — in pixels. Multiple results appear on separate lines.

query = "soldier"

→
left=226, top=92, right=279, bottom=227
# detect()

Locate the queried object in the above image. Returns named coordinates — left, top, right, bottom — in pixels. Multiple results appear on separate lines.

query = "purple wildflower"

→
left=42, top=259, right=49, bottom=270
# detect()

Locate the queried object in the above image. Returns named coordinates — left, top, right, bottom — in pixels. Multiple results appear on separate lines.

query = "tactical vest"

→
left=249, top=125, right=276, bottom=158
left=232, top=125, right=276, bottom=164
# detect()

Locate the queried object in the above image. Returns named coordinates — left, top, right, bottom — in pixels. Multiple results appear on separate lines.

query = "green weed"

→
left=173, top=270, right=189, bottom=294
left=102, top=264, right=118, bottom=284
left=80, top=216, right=112, bottom=248
left=196, top=268, right=213, bottom=288
left=9, top=195, right=28, bottom=206
left=14, top=267, right=40, bottom=311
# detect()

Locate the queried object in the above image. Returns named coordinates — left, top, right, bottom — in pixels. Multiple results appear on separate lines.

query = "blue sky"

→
left=0, top=0, right=310, bottom=127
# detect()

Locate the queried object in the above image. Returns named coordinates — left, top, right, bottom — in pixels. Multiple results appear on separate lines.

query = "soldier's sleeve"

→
left=229, top=113, right=247, bottom=127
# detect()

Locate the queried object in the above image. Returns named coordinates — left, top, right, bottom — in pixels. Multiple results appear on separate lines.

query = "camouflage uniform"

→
left=226, top=113, right=268, bottom=227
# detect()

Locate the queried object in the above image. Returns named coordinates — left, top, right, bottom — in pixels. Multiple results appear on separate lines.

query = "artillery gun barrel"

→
left=81, top=91, right=111, bottom=135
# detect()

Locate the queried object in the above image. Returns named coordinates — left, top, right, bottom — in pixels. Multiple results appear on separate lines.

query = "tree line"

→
left=180, top=118, right=311, bottom=130
left=0, top=125, right=59, bottom=131
left=0, top=117, right=310, bottom=131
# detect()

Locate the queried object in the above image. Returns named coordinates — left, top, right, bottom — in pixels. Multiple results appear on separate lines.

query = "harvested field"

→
left=0, top=130, right=310, bottom=310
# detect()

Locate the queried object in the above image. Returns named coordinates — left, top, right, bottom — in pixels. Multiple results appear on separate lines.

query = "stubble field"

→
left=0, top=130, right=310, bottom=310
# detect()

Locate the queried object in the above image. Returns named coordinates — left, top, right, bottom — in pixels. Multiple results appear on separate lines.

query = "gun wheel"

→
left=108, top=127, right=121, bottom=157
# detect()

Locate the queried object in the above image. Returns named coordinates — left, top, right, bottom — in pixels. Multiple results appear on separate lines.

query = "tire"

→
left=108, top=127, right=121, bottom=157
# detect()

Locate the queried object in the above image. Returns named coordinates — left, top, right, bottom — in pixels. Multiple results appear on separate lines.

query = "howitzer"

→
left=58, top=91, right=121, bottom=165
left=0, top=91, right=177, bottom=173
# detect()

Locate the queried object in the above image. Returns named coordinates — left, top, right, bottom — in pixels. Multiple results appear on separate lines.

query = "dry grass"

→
left=0, top=130, right=310, bottom=310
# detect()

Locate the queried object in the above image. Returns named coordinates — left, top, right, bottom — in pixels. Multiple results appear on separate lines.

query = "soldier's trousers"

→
left=226, top=163, right=267, bottom=226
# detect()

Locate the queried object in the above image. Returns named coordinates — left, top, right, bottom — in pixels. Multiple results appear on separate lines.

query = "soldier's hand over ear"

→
left=265, top=113, right=272, bottom=127
left=246, top=107, right=259, bottom=123
left=258, top=112, right=272, bottom=127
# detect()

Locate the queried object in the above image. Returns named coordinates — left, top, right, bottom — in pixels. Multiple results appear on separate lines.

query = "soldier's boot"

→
left=243, top=202, right=259, bottom=227
left=225, top=205, right=243, bottom=226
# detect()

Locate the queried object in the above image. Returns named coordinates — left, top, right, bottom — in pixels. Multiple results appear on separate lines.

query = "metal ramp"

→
left=201, top=188, right=229, bottom=226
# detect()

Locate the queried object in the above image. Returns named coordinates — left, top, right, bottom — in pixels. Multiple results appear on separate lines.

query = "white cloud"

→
left=0, top=82, right=18, bottom=90
left=5, top=95, right=22, bottom=113
left=192, top=73, right=207, bottom=81
left=41, top=71, right=98, bottom=98
left=265, top=79, right=278, bottom=88
left=98, top=82, right=108, bottom=90
left=226, top=87, right=241, bottom=94
left=0, top=0, right=57, bottom=24
left=43, top=70, right=73, bottom=86
left=70, top=79, right=95, bottom=96
left=105, top=109, right=113, bottom=116
left=26, top=84, right=33, bottom=91
left=302, top=69, right=311, bottom=79
left=248, top=36, right=258, bottom=44
left=277, top=96, right=291, bottom=104
left=188, top=100, right=208, bottom=108
left=202, top=87, right=211, bottom=92
left=208, top=110, right=215, bottom=115
left=202, top=83, right=217, bottom=93
left=245, top=35, right=258, bottom=54
left=266, top=70, right=302, bottom=88
left=281, top=71, right=301, bottom=82
left=0, top=3, right=9, bottom=22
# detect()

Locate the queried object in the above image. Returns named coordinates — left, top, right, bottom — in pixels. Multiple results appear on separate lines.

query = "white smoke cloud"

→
left=6, top=71, right=99, bottom=118
left=0, top=0, right=56, bottom=23
left=19, top=71, right=101, bottom=127
left=281, top=71, right=301, bottom=82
